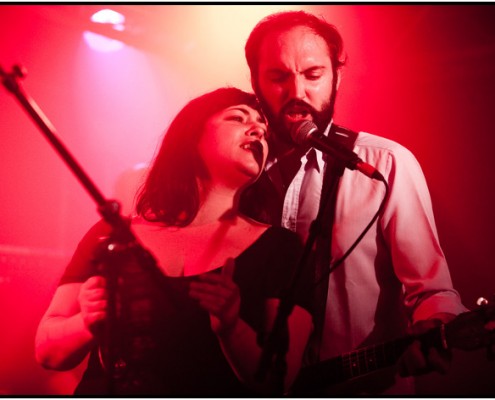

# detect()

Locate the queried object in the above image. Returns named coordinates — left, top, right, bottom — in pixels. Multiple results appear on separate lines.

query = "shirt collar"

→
left=266, top=120, right=333, bottom=173
left=312, top=120, right=332, bottom=172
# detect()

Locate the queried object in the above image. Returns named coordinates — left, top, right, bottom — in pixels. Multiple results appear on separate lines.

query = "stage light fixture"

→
left=84, top=9, right=126, bottom=52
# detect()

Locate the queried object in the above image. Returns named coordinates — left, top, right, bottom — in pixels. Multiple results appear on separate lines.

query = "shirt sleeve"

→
left=379, top=143, right=469, bottom=322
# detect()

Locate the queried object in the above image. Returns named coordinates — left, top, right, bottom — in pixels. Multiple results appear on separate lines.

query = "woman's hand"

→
left=78, top=275, right=108, bottom=335
left=189, top=258, right=240, bottom=336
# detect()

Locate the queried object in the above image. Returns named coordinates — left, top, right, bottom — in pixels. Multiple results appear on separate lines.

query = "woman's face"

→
left=198, top=104, right=268, bottom=188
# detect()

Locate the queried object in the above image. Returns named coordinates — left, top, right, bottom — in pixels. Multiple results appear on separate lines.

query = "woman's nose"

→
left=247, top=124, right=265, bottom=138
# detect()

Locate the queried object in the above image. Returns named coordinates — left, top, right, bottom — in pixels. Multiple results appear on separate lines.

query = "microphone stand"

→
left=255, top=152, right=344, bottom=396
left=0, top=64, right=157, bottom=395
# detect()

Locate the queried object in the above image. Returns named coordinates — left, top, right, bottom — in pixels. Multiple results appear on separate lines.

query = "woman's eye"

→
left=226, top=115, right=244, bottom=122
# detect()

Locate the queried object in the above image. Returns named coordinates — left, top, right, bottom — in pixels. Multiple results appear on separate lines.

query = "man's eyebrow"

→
left=266, top=65, right=326, bottom=73
left=304, top=65, right=327, bottom=73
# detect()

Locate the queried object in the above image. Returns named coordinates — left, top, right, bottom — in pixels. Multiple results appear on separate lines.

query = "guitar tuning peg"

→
left=477, top=297, right=489, bottom=306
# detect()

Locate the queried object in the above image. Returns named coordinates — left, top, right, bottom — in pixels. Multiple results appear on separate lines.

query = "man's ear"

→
left=336, top=69, right=342, bottom=90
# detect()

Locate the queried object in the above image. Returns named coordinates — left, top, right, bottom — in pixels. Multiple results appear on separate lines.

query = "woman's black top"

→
left=60, top=225, right=313, bottom=396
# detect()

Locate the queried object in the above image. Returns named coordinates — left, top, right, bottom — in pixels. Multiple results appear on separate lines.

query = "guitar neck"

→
left=291, top=336, right=413, bottom=394
left=340, top=336, right=414, bottom=381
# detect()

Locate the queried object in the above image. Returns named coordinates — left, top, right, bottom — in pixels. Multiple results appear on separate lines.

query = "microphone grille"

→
left=290, top=120, right=318, bottom=145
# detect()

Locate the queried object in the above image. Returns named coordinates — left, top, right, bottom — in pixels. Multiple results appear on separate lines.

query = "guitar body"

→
left=292, top=366, right=410, bottom=396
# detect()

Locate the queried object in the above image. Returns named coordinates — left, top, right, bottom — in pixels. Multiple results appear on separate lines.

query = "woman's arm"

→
left=35, top=276, right=107, bottom=371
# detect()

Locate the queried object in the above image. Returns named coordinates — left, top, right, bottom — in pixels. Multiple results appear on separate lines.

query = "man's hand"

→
left=398, top=313, right=456, bottom=377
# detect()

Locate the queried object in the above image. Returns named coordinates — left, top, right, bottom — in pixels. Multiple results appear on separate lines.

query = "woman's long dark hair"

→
left=135, top=87, right=262, bottom=227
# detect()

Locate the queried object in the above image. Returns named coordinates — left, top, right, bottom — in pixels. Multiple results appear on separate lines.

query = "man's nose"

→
left=288, top=76, right=306, bottom=100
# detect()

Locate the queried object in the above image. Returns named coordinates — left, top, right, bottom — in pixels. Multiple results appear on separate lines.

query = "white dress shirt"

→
left=267, top=124, right=467, bottom=394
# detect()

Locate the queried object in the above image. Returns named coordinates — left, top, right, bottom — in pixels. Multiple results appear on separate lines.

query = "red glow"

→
left=1, top=4, right=495, bottom=395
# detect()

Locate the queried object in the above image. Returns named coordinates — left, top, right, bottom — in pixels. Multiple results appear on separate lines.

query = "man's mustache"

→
left=280, top=99, right=318, bottom=117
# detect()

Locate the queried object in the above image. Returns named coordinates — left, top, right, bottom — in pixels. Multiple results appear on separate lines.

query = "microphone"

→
left=291, top=120, right=384, bottom=181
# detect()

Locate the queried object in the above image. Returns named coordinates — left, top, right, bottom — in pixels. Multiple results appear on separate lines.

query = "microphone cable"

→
left=315, top=176, right=390, bottom=287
